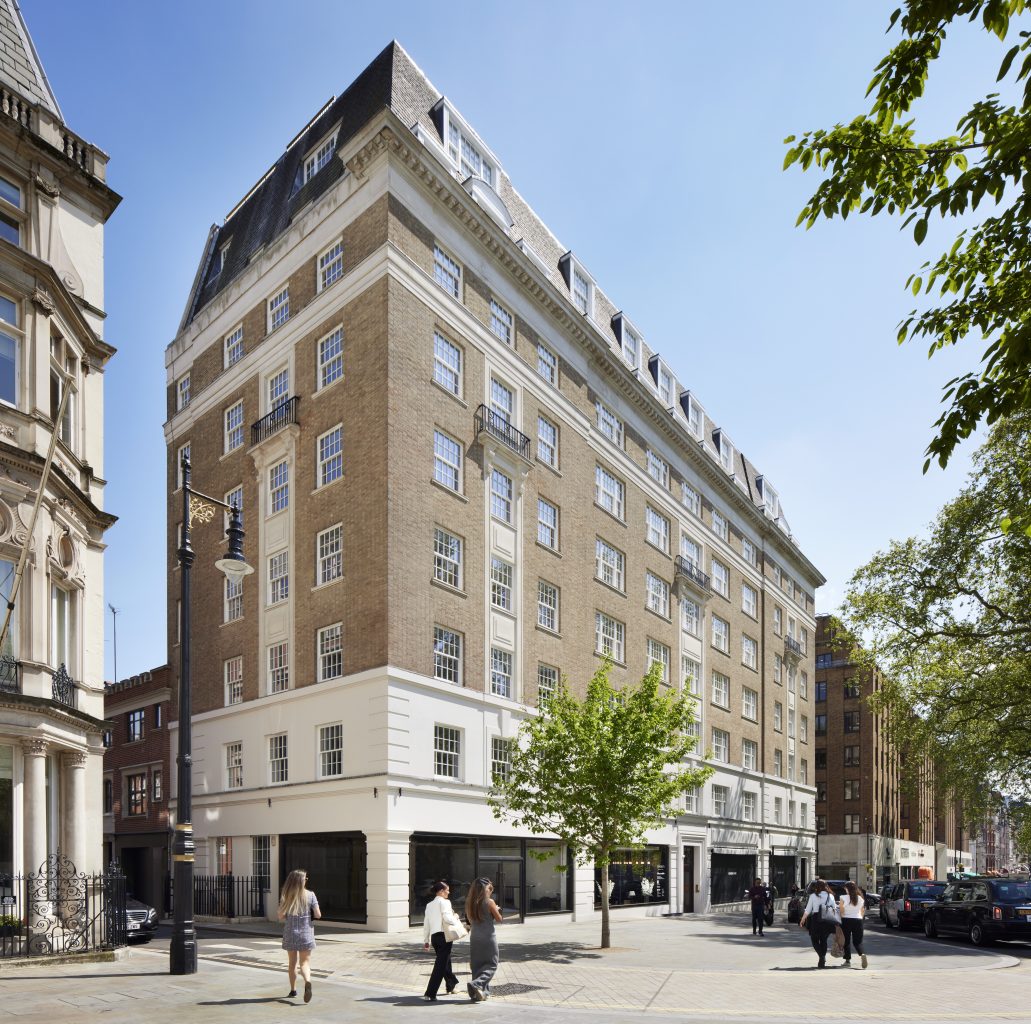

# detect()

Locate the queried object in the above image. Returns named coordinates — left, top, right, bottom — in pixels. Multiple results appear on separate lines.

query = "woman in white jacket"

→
left=422, top=881, right=462, bottom=1000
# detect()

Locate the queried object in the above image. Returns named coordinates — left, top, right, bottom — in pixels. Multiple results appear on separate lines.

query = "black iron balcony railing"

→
left=52, top=664, right=75, bottom=707
left=675, top=556, right=711, bottom=594
left=0, top=653, right=19, bottom=695
left=474, top=404, right=532, bottom=462
left=251, top=396, right=300, bottom=446
left=784, top=635, right=803, bottom=660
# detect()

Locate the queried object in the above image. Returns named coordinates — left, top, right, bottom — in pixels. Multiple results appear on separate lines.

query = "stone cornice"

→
left=353, top=112, right=825, bottom=587
left=1, top=690, right=107, bottom=733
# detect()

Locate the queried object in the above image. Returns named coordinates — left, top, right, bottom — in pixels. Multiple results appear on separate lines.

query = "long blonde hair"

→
left=279, top=869, right=310, bottom=917
left=465, top=877, right=492, bottom=924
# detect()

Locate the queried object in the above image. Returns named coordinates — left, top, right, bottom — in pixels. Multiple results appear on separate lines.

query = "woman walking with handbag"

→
left=839, top=881, right=868, bottom=968
left=277, top=869, right=321, bottom=1002
left=799, top=878, right=839, bottom=968
left=422, top=881, right=463, bottom=1001
left=465, top=877, right=503, bottom=1001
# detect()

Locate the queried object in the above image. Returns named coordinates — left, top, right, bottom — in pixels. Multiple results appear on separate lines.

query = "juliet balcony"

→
left=784, top=635, right=803, bottom=666
left=251, top=396, right=300, bottom=446
left=674, top=556, right=711, bottom=598
left=474, top=404, right=532, bottom=463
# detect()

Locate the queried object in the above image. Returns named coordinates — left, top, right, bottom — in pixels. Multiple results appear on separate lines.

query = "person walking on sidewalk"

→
left=465, top=877, right=503, bottom=1001
left=839, top=881, right=868, bottom=969
left=799, top=878, right=839, bottom=968
left=422, top=881, right=462, bottom=1000
left=278, top=868, right=321, bottom=1002
left=746, top=877, right=769, bottom=935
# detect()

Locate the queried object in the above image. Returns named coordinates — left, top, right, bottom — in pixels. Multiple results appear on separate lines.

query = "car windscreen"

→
left=991, top=882, right=1031, bottom=902
left=907, top=884, right=945, bottom=898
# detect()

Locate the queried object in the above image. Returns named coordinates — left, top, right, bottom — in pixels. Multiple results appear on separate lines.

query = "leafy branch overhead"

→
left=839, top=413, right=1031, bottom=820
left=785, top=0, right=1031, bottom=471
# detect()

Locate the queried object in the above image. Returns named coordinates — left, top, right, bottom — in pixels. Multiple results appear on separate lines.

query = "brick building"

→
left=0, top=0, right=119, bottom=878
left=164, top=42, right=823, bottom=930
left=813, top=615, right=970, bottom=884
left=102, top=667, right=172, bottom=910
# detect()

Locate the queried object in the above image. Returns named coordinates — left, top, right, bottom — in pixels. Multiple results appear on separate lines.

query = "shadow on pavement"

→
left=197, top=997, right=296, bottom=1006
left=363, top=940, right=603, bottom=965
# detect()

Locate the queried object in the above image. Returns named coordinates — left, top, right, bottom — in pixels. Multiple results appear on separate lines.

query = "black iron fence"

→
left=0, top=854, right=126, bottom=958
left=167, top=874, right=269, bottom=919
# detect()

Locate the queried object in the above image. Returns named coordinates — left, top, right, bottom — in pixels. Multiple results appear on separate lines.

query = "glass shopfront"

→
left=409, top=834, right=571, bottom=925
left=710, top=851, right=756, bottom=905
left=593, top=845, right=669, bottom=908
left=280, top=831, right=366, bottom=922
left=770, top=854, right=797, bottom=898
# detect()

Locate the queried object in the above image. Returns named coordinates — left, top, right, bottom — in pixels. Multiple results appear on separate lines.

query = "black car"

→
left=877, top=883, right=894, bottom=923
left=124, top=895, right=159, bottom=942
left=884, top=880, right=947, bottom=929
left=924, top=878, right=1031, bottom=946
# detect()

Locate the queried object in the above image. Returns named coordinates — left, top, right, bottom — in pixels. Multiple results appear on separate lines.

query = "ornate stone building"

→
left=166, top=42, right=822, bottom=929
left=0, top=1, right=119, bottom=877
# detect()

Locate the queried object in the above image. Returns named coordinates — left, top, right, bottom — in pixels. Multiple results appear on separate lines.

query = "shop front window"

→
left=526, top=841, right=569, bottom=913
left=593, top=846, right=669, bottom=907
left=710, top=852, right=757, bottom=905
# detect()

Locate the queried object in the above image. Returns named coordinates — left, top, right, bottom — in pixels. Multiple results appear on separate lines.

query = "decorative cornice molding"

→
left=33, top=174, right=59, bottom=198
left=31, top=286, right=55, bottom=314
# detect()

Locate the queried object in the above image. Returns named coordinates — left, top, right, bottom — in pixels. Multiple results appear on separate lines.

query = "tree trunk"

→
left=600, top=859, right=610, bottom=949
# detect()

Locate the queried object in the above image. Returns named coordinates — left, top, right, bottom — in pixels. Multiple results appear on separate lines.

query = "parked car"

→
left=124, top=895, right=159, bottom=942
left=864, top=889, right=882, bottom=912
left=878, top=884, right=894, bottom=923
left=924, top=878, right=1031, bottom=946
left=884, top=880, right=947, bottom=929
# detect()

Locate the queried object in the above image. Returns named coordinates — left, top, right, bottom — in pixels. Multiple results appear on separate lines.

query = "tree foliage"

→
left=839, top=413, right=1031, bottom=824
left=785, top=0, right=1031, bottom=471
left=488, top=661, right=711, bottom=948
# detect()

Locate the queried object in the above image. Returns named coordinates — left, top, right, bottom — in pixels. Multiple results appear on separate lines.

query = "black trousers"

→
left=426, top=931, right=459, bottom=997
left=751, top=905, right=765, bottom=933
left=808, top=923, right=829, bottom=963
left=841, top=918, right=864, bottom=958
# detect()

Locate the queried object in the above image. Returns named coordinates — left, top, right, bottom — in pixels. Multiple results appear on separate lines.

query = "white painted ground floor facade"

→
left=817, top=833, right=973, bottom=889
left=172, top=666, right=816, bottom=930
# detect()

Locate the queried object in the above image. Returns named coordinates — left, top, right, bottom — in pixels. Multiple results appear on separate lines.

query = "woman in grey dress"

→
left=278, top=869, right=321, bottom=1002
left=465, top=876, right=503, bottom=1001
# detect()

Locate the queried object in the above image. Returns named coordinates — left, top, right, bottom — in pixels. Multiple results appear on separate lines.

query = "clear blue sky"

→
left=27, top=0, right=999, bottom=681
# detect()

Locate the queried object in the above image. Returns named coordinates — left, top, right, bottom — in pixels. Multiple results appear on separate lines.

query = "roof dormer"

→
left=559, top=252, right=596, bottom=320
left=713, top=428, right=736, bottom=477
left=611, top=312, right=642, bottom=371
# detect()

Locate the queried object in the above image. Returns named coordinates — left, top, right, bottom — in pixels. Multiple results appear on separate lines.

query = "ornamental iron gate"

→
left=0, top=854, right=127, bottom=958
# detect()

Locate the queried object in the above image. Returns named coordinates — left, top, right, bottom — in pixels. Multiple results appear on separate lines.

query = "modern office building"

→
left=164, top=42, right=822, bottom=930
left=0, top=0, right=119, bottom=878
left=103, top=666, right=172, bottom=910
left=813, top=615, right=970, bottom=884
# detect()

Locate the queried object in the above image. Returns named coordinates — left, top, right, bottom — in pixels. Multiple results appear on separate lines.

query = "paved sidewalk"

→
left=1, top=914, right=1030, bottom=1023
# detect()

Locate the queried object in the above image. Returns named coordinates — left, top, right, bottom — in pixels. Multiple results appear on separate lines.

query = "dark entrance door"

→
left=478, top=858, right=522, bottom=921
left=683, top=847, right=695, bottom=912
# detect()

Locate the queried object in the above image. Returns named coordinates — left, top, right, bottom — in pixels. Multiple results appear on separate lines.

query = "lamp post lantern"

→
left=170, top=455, right=253, bottom=975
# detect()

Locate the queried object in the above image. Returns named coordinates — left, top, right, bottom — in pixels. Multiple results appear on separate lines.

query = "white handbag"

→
left=443, top=915, right=467, bottom=942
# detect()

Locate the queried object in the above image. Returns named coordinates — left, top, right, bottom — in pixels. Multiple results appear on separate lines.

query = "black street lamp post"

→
left=170, top=456, right=253, bottom=975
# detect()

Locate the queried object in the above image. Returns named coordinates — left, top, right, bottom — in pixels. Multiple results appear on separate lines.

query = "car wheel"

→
left=969, top=921, right=991, bottom=946
left=924, top=915, right=937, bottom=938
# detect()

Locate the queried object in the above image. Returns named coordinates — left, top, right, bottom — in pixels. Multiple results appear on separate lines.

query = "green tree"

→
left=785, top=0, right=1031, bottom=473
left=488, top=661, right=711, bottom=948
left=839, top=413, right=1031, bottom=823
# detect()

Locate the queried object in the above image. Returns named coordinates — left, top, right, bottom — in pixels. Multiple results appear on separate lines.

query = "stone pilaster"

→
left=364, top=829, right=412, bottom=932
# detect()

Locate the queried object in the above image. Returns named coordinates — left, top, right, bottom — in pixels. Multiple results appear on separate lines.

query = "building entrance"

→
left=683, top=846, right=695, bottom=912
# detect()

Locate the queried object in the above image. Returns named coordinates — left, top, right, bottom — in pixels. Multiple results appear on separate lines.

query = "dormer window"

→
left=713, top=429, right=735, bottom=475
left=757, top=476, right=780, bottom=520
left=559, top=253, right=595, bottom=319
left=212, top=240, right=231, bottom=277
left=647, top=355, right=676, bottom=408
left=304, top=130, right=338, bottom=183
left=681, top=392, right=705, bottom=440
left=612, top=313, right=641, bottom=369
left=434, top=101, right=499, bottom=187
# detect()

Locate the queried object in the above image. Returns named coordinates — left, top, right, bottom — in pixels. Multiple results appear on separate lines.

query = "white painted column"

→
left=21, top=738, right=48, bottom=875
left=62, top=750, right=88, bottom=870
left=571, top=861, right=596, bottom=922
left=365, top=829, right=412, bottom=932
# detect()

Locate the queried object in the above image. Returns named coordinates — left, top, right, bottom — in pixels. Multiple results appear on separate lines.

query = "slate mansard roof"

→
left=180, top=41, right=821, bottom=582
